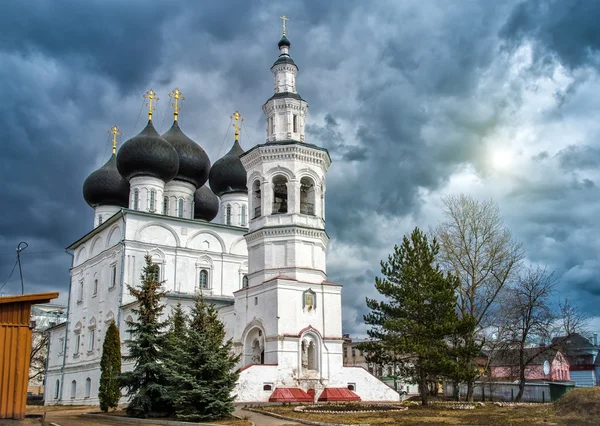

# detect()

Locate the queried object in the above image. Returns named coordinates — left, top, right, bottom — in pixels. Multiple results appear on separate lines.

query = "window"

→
left=133, top=189, right=139, bottom=210
left=77, top=280, right=83, bottom=303
left=85, top=378, right=91, bottom=398
left=254, top=297, right=258, bottom=306
left=163, top=197, right=168, bottom=215
left=110, top=265, right=117, bottom=289
left=71, top=380, right=76, bottom=399
left=93, top=279, right=98, bottom=296
left=270, top=116, right=274, bottom=135
left=58, top=337, right=64, bottom=356
left=272, top=175, right=288, bottom=214
left=150, top=189, right=156, bottom=212
left=98, top=215, right=103, bottom=225
left=300, top=177, right=316, bottom=215
left=54, top=380, right=60, bottom=399
left=74, top=329, right=81, bottom=355
left=199, top=269, right=209, bottom=289
left=252, top=180, right=261, bottom=218
left=352, top=347, right=356, bottom=357
left=241, top=205, right=247, bottom=226
left=263, top=384, right=273, bottom=391
left=348, top=383, right=356, bottom=391
left=242, top=275, right=249, bottom=288
left=150, top=264, right=160, bottom=283
left=88, top=329, right=95, bottom=352
left=178, top=199, right=184, bottom=218
left=226, top=205, right=232, bottom=225
left=293, top=114, right=298, bottom=133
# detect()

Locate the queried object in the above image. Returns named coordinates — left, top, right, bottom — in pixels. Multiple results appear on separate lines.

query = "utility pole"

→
left=16, top=241, right=28, bottom=295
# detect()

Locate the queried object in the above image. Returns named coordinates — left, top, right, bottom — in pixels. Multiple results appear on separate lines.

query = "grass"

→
left=259, top=398, right=596, bottom=425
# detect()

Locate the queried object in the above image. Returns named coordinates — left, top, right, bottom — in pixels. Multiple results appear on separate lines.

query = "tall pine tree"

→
left=162, top=302, right=188, bottom=412
left=361, top=227, right=460, bottom=405
left=99, top=321, right=122, bottom=412
left=120, top=255, right=171, bottom=418
left=169, top=294, right=240, bottom=421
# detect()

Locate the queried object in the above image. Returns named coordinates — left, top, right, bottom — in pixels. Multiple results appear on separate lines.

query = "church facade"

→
left=44, top=26, right=399, bottom=405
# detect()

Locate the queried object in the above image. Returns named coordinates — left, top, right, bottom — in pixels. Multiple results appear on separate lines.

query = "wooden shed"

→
left=0, top=292, right=59, bottom=420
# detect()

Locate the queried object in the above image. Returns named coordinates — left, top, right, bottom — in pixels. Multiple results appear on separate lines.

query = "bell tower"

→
left=233, top=19, right=342, bottom=389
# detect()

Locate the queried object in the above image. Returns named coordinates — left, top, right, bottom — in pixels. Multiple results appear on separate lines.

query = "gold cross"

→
left=231, top=111, right=243, bottom=141
left=169, top=88, right=185, bottom=121
left=108, top=125, right=122, bottom=154
left=143, top=89, right=159, bottom=121
left=280, top=15, right=288, bottom=35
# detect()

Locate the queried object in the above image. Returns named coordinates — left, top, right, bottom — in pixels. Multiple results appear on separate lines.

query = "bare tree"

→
left=29, top=331, right=48, bottom=382
left=436, top=194, right=525, bottom=400
left=494, top=266, right=585, bottom=401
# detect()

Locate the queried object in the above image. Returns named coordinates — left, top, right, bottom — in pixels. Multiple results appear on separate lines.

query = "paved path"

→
left=234, top=406, right=303, bottom=426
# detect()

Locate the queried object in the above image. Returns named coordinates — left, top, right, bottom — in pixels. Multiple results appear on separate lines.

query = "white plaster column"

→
left=128, top=176, right=165, bottom=214
left=93, top=205, right=121, bottom=228
left=164, top=180, right=195, bottom=218
left=220, top=192, right=249, bottom=227
left=287, top=180, right=301, bottom=215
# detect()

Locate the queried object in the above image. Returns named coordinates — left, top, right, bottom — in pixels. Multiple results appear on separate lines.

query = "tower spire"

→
left=280, top=15, right=288, bottom=35
left=231, top=111, right=243, bottom=142
left=169, top=88, right=184, bottom=121
left=108, top=125, right=122, bottom=154
left=143, top=89, right=159, bottom=121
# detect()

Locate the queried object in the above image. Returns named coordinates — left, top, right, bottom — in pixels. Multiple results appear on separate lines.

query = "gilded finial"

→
left=143, top=89, right=159, bottom=121
left=231, top=111, right=243, bottom=141
left=108, top=125, right=122, bottom=154
left=169, top=88, right=185, bottom=121
left=280, top=15, right=288, bottom=35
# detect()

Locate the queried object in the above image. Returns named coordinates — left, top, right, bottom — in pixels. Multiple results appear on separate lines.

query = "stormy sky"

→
left=1, top=0, right=599, bottom=336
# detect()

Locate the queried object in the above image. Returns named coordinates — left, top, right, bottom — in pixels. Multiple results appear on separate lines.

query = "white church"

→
left=44, top=23, right=399, bottom=405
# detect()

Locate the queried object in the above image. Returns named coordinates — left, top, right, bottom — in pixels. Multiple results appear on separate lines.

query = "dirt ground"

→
left=260, top=402, right=594, bottom=425
left=0, top=406, right=251, bottom=426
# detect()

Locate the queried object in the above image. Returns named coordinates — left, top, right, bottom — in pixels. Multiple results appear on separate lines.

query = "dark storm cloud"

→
left=556, top=144, right=600, bottom=170
left=1, top=0, right=599, bottom=335
left=501, top=0, right=600, bottom=70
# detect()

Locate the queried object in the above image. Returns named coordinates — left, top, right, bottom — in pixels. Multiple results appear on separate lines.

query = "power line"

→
left=0, top=250, right=67, bottom=257
left=0, top=258, right=18, bottom=292
left=217, top=118, right=233, bottom=159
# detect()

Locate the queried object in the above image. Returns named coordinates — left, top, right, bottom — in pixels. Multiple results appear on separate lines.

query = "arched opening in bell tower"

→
left=272, top=175, right=288, bottom=214
left=252, top=180, right=261, bottom=218
left=300, top=177, right=316, bottom=215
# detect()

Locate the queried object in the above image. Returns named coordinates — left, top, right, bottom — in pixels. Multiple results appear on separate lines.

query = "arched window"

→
left=125, top=315, right=134, bottom=340
left=71, top=380, right=77, bottom=399
left=226, top=205, right=232, bottom=225
left=242, top=275, right=249, bottom=288
left=252, top=180, right=261, bottom=218
left=163, top=197, right=168, bottom=215
left=54, top=380, right=60, bottom=399
left=85, top=378, right=91, bottom=398
left=199, top=269, right=209, bottom=289
left=150, top=189, right=156, bottom=212
left=93, top=279, right=98, bottom=296
left=98, top=215, right=103, bottom=225
left=178, top=199, right=184, bottom=218
left=150, top=264, right=160, bottom=283
left=272, top=175, right=288, bottom=214
left=133, top=189, right=139, bottom=210
left=241, top=205, right=247, bottom=226
left=300, top=177, right=316, bottom=215
left=293, top=114, right=298, bottom=133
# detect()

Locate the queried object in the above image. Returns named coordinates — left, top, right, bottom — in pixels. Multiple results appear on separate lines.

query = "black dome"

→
left=83, top=153, right=130, bottom=208
left=117, top=120, right=179, bottom=182
left=208, top=140, right=247, bottom=197
left=162, top=121, right=211, bottom=188
left=194, top=185, right=219, bottom=221
left=278, top=35, right=291, bottom=49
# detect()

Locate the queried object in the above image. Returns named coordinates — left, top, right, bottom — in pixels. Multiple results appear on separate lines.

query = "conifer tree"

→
left=99, top=321, right=122, bottom=412
left=361, top=227, right=460, bottom=405
left=162, top=302, right=188, bottom=411
left=170, top=294, right=240, bottom=421
left=120, top=255, right=171, bottom=418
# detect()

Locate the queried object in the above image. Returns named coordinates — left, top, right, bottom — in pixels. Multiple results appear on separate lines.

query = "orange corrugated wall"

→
left=0, top=301, right=33, bottom=420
